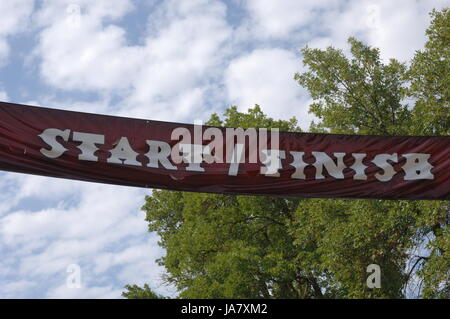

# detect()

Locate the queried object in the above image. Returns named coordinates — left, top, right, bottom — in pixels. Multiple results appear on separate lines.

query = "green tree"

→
left=123, top=9, right=449, bottom=299
left=122, top=284, right=165, bottom=299
left=408, top=9, right=449, bottom=298
left=409, top=9, right=450, bottom=135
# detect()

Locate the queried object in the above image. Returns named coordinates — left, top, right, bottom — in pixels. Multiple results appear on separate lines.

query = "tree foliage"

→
left=409, top=9, right=450, bottom=135
left=295, top=37, right=412, bottom=135
left=121, top=284, right=165, bottom=299
left=123, top=9, right=449, bottom=299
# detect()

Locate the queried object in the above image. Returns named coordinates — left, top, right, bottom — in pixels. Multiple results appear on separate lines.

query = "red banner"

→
left=0, top=101, right=448, bottom=199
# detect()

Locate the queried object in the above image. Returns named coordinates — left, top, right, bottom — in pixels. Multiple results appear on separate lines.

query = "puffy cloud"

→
left=231, top=0, right=448, bottom=130
left=129, top=0, right=231, bottom=113
left=297, top=0, right=449, bottom=62
left=0, top=0, right=35, bottom=35
left=29, top=98, right=112, bottom=116
left=362, top=0, right=448, bottom=61
left=47, top=284, right=123, bottom=299
left=0, top=177, right=170, bottom=298
left=225, top=48, right=315, bottom=129
left=0, top=90, right=8, bottom=101
left=0, top=173, right=28, bottom=215
left=0, top=40, right=9, bottom=65
left=243, top=0, right=339, bottom=39
left=0, top=0, right=34, bottom=65
left=0, top=280, right=37, bottom=298
left=123, top=0, right=232, bottom=122
left=35, top=0, right=139, bottom=91
left=241, top=0, right=448, bottom=62
left=35, top=0, right=232, bottom=123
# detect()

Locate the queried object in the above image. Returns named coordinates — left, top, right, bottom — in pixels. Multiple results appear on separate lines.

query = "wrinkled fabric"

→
left=0, top=101, right=448, bottom=200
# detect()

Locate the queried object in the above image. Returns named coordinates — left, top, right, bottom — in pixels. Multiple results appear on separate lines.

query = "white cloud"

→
left=0, top=90, right=8, bottom=101
left=243, top=0, right=339, bottom=39
left=0, top=0, right=34, bottom=65
left=362, top=0, right=448, bottom=62
left=0, top=173, right=87, bottom=217
left=0, top=0, right=34, bottom=35
left=0, top=280, right=36, bottom=298
left=0, top=179, right=169, bottom=298
left=303, top=0, right=449, bottom=62
left=0, top=173, right=28, bottom=215
left=230, top=0, right=448, bottom=132
left=1, top=183, right=144, bottom=249
left=225, top=48, right=315, bottom=129
left=35, top=0, right=139, bottom=91
left=30, top=98, right=112, bottom=117
left=241, top=0, right=448, bottom=63
left=121, top=0, right=233, bottom=122
left=0, top=40, right=9, bottom=65
left=35, top=0, right=232, bottom=123
left=47, top=284, right=123, bottom=299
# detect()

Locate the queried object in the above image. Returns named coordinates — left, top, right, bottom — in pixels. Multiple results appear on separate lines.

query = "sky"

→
left=0, top=0, right=448, bottom=299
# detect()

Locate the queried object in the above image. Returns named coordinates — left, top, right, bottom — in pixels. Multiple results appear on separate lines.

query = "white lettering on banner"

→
left=107, top=137, right=141, bottom=166
left=290, top=151, right=307, bottom=179
left=38, top=128, right=435, bottom=181
left=145, top=140, right=176, bottom=170
left=373, top=153, right=398, bottom=182
left=350, top=153, right=369, bottom=180
left=39, top=128, right=71, bottom=159
left=73, top=131, right=105, bottom=162
left=312, top=152, right=346, bottom=179
left=402, top=153, right=434, bottom=180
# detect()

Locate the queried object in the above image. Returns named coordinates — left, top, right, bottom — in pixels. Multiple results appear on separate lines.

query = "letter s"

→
left=39, top=128, right=71, bottom=158
left=372, top=153, right=398, bottom=182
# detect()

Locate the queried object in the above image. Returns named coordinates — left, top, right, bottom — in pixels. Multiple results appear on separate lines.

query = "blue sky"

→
left=0, top=0, right=447, bottom=298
